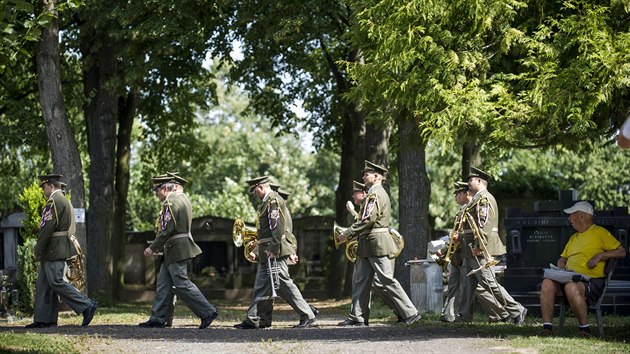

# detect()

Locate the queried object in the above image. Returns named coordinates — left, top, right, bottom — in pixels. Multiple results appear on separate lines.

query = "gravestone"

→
left=503, top=190, right=630, bottom=293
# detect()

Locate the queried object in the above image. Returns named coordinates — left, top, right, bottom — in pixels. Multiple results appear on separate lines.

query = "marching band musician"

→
left=26, top=174, right=97, bottom=328
left=457, top=167, right=527, bottom=324
left=337, top=161, right=421, bottom=326
left=233, top=176, right=317, bottom=329
left=440, top=181, right=502, bottom=322
left=345, top=180, right=403, bottom=323
left=140, top=173, right=219, bottom=329
left=439, top=181, right=469, bottom=322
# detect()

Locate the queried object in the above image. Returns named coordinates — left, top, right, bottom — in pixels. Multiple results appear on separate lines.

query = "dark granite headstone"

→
left=503, top=190, right=630, bottom=293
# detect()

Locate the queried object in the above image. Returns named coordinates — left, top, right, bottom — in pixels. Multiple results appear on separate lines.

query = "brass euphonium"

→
left=333, top=222, right=358, bottom=262
left=233, top=218, right=259, bottom=263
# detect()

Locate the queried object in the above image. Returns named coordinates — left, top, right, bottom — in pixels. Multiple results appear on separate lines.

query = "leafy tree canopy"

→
left=127, top=69, right=339, bottom=231
left=346, top=0, right=630, bottom=150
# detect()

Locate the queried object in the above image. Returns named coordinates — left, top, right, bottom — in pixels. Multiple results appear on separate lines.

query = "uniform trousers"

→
left=245, top=256, right=314, bottom=327
left=149, top=260, right=216, bottom=323
left=350, top=258, right=400, bottom=321
left=349, top=256, right=417, bottom=323
left=441, top=261, right=464, bottom=321
left=34, top=260, right=92, bottom=323
left=459, top=254, right=524, bottom=320
left=442, top=261, right=502, bottom=321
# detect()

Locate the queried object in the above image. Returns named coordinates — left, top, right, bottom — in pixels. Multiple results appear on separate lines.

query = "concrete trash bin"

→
left=406, top=259, right=443, bottom=314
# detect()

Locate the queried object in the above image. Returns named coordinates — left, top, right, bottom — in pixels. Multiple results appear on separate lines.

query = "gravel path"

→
left=1, top=301, right=535, bottom=353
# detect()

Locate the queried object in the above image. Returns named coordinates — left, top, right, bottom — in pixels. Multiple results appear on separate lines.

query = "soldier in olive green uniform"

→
left=338, top=161, right=421, bottom=326
left=345, top=180, right=402, bottom=323
left=458, top=167, right=527, bottom=324
left=140, top=173, right=219, bottom=329
left=234, top=176, right=317, bottom=329
left=439, top=181, right=469, bottom=322
left=26, top=174, right=97, bottom=328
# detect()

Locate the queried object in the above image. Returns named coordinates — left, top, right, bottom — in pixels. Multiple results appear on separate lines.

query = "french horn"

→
left=65, top=235, right=85, bottom=293
left=333, top=222, right=359, bottom=262
left=233, top=218, right=259, bottom=263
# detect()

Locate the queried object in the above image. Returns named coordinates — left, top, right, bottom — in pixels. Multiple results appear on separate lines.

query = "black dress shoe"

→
left=82, top=300, right=98, bottom=326
left=25, top=322, right=57, bottom=328
left=309, top=305, right=320, bottom=317
left=139, top=320, right=167, bottom=328
left=259, top=323, right=272, bottom=329
left=199, top=311, right=219, bottom=329
left=233, top=321, right=258, bottom=329
left=337, top=319, right=365, bottom=327
left=293, top=317, right=317, bottom=328
left=402, top=313, right=422, bottom=325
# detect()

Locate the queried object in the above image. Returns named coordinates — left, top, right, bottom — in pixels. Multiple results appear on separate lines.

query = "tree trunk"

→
left=36, top=0, right=88, bottom=287
left=330, top=105, right=366, bottom=299
left=462, top=141, right=481, bottom=179
left=395, top=115, right=430, bottom=294
left=113, top=90, right=137, bottom=298
left=81, top=35, right=118, bottom=300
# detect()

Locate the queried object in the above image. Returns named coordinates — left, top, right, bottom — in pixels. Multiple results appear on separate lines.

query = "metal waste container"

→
left=406, top=259, right=443, bottom=314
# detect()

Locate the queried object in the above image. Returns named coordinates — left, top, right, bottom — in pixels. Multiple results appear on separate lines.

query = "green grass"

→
left=2, top=300, right=629, bottom=353
left=0, top=332, right=78, bottom=354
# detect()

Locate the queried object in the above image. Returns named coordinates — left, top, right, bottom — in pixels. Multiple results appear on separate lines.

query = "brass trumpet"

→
left=333, top=222, right=358, bottom=262
left=233, top=218, right=259, bottom=263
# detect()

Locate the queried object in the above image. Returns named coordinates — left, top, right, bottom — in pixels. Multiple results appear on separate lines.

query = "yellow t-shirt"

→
left=561, top=224, right=621, bottom=278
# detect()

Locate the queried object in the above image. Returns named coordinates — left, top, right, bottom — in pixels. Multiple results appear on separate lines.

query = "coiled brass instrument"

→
left=333, top=223, right=404, bottom=262
left=233, top=218, right=259, bottom=263
left=333, top=222, right=358, bottom=262
left=443, top=215, right=466, bottom=264
left=65, top=235, right=85, bottom=293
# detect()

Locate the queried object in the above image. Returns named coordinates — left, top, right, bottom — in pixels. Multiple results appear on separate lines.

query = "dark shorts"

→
left=560, top=277, right=606, bottom=306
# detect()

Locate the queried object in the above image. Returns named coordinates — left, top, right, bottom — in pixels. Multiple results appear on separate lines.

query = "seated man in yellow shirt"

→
left=539, top=201, right=626, bottom=337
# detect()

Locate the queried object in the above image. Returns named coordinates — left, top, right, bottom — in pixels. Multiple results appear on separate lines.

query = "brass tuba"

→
left=333, top=222, right=358, bottom=262
left=233, top=218, right=259, bottom=263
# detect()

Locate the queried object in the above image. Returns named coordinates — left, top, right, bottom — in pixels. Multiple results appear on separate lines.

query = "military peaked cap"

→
left=246, top=175, right=270, bottom=192
left=453, top=181, right=469, bottom=194
left=166, top=172, right=188, bottom=186
left=467, top=166, right=491, bottom=181
left=269, top=183, right=282, bottom=192
left=277, top=188, right=290, bottom=201
left=352, top=180, right=366, bottom=193
left=361, top=160, right=388, bottom=175
left=39, top=174, right=63, bottom=186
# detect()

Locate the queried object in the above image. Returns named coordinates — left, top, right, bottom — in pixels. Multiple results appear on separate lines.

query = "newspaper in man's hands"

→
left=543, top=264, right=590, bottom=283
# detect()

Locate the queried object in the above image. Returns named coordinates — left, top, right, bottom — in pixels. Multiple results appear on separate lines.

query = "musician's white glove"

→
left=345, top=200, right=355, bottom=212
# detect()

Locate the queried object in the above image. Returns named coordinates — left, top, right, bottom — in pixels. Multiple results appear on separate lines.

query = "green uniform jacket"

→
left=257, top=190, right=298, bottom=259
left=149, top=192, right=202, bottom=264
left=461, top=189, right=506, bottom=258
left=346, top=184, right=398, bottom=258
left=35, top=190, right=77, bottom=261
left=448, top=205, right=467, bottom=266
